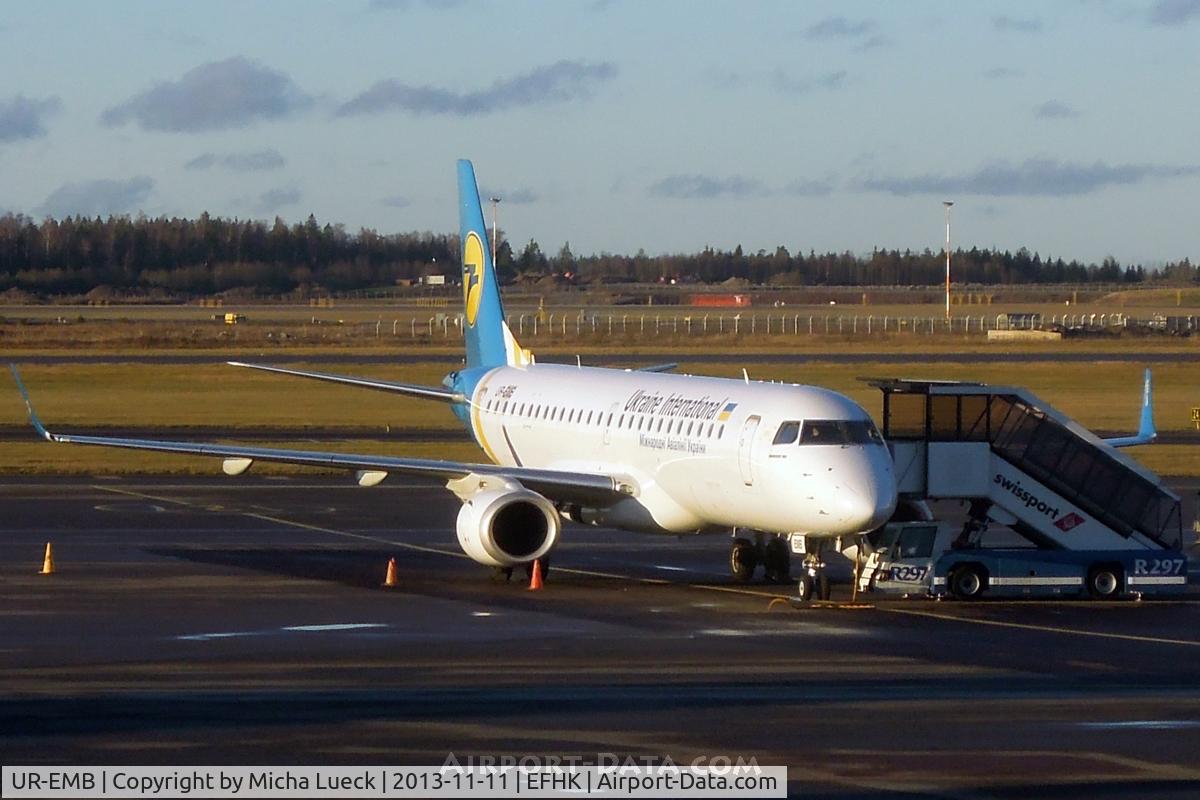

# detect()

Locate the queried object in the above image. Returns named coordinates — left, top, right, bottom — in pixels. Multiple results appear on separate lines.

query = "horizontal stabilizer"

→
left=227, top=361, right=464, bottom=403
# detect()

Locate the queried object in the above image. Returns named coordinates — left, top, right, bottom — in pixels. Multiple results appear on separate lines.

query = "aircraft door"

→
left=738, top=415, right=761, bottom=485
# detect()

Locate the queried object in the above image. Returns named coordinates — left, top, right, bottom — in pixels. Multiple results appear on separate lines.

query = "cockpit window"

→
left=800, top=420, right=884, bottom=446
left=772, top=421, right=801, bottom=445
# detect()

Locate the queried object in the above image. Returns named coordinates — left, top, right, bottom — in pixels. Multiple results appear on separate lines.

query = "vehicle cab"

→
left=857, top=521, right=947, bottom=595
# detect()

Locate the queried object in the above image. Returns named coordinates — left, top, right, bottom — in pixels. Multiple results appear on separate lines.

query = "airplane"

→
left=11, top=159, right=899, bottom=601
left=1103, top=368, right=1156, bottom=448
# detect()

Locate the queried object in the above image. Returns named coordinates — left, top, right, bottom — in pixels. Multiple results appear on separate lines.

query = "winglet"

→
left=1104, top=368, right=1157, bottom=448
left=9, top=365, right=53, bottom=441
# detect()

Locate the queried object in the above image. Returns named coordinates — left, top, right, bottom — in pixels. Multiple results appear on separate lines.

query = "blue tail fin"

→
left=458, top=159, right=523, bottom=370
left=1103, top=368, right=1157, bottom=448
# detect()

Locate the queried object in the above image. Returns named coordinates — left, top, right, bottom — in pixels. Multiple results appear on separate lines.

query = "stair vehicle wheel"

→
left=763, top=538, right=791, bottom=584
left=1087, top=565, right=1122, bottom=598
left=948, top=564, right=986, bottom=599
left=729, top=537, right=758, bottom=582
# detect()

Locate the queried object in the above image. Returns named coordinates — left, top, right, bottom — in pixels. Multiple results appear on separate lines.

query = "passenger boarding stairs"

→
left=871, top=379, right=1182, bottom=552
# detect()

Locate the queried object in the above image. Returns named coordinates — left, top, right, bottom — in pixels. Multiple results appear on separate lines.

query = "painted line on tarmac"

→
left=93, top=484, right=790, bottom=601
left=880, top=606, right=1200, bottom=648
left=93, top=484, right=466, bottom=559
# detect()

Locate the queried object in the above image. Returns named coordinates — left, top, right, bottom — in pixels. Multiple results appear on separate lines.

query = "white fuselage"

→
left=465, top=364, right=897, bottom=537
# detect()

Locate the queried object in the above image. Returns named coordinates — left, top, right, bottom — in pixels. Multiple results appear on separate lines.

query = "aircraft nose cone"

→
left=836, top=473, right=897, bottom=532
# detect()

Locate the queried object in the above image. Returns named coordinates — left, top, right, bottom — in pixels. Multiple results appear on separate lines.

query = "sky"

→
left=0, top=0, right=1198, bottom=266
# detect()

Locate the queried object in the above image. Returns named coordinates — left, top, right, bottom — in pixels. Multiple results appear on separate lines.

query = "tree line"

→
left=0, top=212, right=1193, bottom=298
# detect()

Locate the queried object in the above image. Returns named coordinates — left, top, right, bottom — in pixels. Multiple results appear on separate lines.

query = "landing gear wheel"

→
left=1087, top=565, right=1121, bottom=598
left=948, top=565, right=985, bottom=599
left=762, top=538, right=792, bottom=584
left=491, top=566, right=514, bottom=583
left=817, top=573, right=832, bottom=601
left=797, top=574, right=815, bottom=602
left=729, top=537, right=758, bottom=582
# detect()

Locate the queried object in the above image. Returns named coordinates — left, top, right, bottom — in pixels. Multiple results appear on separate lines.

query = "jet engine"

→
left=455, top=488, right=561, bottom=568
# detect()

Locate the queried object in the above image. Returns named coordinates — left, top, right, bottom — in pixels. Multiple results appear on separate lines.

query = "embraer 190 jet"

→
left=13, top=160, right=898, bottom=599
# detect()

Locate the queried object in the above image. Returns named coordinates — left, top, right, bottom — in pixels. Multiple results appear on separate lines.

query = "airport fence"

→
left=357, top=310, right=1164, bottom=342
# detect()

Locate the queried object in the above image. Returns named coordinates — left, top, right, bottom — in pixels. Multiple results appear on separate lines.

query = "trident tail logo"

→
left=462, top=231, right=485, bottom=326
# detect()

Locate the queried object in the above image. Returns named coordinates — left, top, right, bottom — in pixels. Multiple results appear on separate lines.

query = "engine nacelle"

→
left=455, top=488, right=561, bottom=568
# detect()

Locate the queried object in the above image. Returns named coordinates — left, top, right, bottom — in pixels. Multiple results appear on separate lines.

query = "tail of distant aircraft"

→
left=1103, top=368, right=1157, bottom=448
left=457, top=159, right=532, bottom=370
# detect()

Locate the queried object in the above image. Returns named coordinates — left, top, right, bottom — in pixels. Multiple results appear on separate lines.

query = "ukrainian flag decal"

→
left=462, top=231, right=485, bottom=326
left=718, top=402, right=738, bottom=422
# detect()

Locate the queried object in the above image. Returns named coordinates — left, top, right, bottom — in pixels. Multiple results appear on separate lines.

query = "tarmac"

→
left=3, top=476, right=1200, bottom=799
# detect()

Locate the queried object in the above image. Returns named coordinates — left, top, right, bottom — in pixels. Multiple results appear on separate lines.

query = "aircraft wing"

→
left=1103, top=368, right=1157, bottom=448
left=10, top=366, right=633, bottom=506
left=227, top=361, right=464, bottom=403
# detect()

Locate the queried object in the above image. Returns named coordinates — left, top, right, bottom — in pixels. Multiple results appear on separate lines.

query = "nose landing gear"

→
left=794, top=537, right=832, bottom=602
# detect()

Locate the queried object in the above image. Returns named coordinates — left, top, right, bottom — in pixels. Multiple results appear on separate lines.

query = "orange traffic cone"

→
left=527, top=559, right=544, bottom=591
left=382, top=557, right=398, bottom=588
left=39, top=542, right=55, bottom=575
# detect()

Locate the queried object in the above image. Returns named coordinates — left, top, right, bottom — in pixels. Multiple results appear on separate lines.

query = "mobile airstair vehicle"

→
left=856, top=379, right=1186, bottom=600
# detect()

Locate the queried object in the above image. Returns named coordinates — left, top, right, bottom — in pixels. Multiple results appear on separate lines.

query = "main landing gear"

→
left=491, top=558, right=551, bottom=583
left=729, top=531, right=792, bottom=584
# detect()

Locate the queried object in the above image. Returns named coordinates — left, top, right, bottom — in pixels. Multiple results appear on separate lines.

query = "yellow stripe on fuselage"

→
left=470, top=370, right=501, bottom=464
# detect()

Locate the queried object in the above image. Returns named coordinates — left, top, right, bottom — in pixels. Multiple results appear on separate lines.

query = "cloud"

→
left=186, top=149, right=286, bottom=171
left=184, top=153, right=216, bottom=170
left=380, top=194, right=411, bottom=208
left=481, top=186, right=538, bottom=205
left=1033, top=100, right=1078, bottom=119
left=993, top=15, right=1043, bottom=32
left=857, top=158, right=1200, bottom=197
left=770, top=69, right=847, bottom=95
left=711, top=68, right=848, bottom=95
left=649, top=175, right=766, bottom=200
left=222, top=150, right=286, bottom=170
left=0, top=95, right=62, bottom=142
left=101, top=57, right=312, bottom=132
left=161, top=30, right=204, bottom=47
left=982, top=67, right=1023, bottom=79
left=367, top=0, right=466, bottom=10
left=856, top=34, right=893, bottom=51
left=336, top=60, right=616, bottom=116
left=37, top=176, right=154, bottom=217
left=256, top=187, right=301, bottom=213
left=703, top=68, right=747, bottom=90
left=805, top=16, right=875, bottom=39
left=1149, top=0, right=1200, bottom=25
left=784, top=179, right=834, bottom=197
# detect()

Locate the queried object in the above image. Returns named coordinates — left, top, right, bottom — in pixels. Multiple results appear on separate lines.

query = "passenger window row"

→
left=482, top=397, right=727, bottom=440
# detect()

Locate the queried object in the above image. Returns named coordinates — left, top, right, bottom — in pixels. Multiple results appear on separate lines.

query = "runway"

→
left=3, top=477, right=1200, bottom=798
